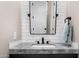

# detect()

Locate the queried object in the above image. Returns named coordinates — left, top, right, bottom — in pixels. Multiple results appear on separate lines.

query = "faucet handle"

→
left=36, top=41, right=40, bottom=44
left=46, top=41, right=50, bottom=44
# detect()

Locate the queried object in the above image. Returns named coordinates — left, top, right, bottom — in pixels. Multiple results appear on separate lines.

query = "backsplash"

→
left=21, top=1, right=67, bottom=43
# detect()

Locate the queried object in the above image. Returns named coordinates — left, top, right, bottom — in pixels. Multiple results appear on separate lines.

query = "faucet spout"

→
left=42, top=37, right=44, bottom=44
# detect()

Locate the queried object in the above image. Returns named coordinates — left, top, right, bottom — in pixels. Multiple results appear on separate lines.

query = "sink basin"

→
left=32, top=44, right=56, bottom=49
left=32, top=43, right=73, bottom=49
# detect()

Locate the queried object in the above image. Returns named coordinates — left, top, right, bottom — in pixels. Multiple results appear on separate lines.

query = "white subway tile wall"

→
left=21, top=1, right=67, bottom=43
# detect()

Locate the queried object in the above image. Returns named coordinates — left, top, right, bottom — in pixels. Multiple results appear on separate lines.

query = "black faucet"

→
left=46, top=41, right=49, bottom=44
left=42, top=37, right=44, bottom=44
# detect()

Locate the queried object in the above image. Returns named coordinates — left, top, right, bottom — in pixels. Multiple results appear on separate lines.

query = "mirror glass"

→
left=29, top=1, right=57, bottom=35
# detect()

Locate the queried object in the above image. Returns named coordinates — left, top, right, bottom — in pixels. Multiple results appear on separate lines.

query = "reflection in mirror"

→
left=29, top=1, right=57, bottom=35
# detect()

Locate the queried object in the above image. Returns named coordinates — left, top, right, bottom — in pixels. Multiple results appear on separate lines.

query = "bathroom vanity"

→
left=9, top=40, right=79, bottom=58
left=9, top=1, right=79, bottom=58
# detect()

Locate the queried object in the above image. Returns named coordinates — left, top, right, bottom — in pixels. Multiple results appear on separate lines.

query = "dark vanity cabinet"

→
left=9, top=54, right=78, bottom=58
left=9, top=49, right=78, bottom=58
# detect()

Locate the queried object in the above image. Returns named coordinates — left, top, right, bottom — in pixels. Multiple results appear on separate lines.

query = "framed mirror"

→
left=29, top=1, right=57, bottom=35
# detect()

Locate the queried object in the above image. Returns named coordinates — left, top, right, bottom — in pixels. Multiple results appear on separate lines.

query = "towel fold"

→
left=63, top=21, right=73, bottom=43
left=63, top=22, right=68, bottom=42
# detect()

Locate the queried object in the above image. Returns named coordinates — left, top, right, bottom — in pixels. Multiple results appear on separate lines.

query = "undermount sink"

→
left=32, top=44, right=56, bottom=49
left=31, top=43, right=73, bottom=49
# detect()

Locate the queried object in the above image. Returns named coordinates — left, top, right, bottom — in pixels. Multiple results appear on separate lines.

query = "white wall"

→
left=0, top=2, right=21, bottom=57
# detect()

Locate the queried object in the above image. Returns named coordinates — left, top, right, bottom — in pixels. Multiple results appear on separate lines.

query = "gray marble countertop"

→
left=9, top=49, right=79, bottom=54
left=9, top=40, right=79, bottom=54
